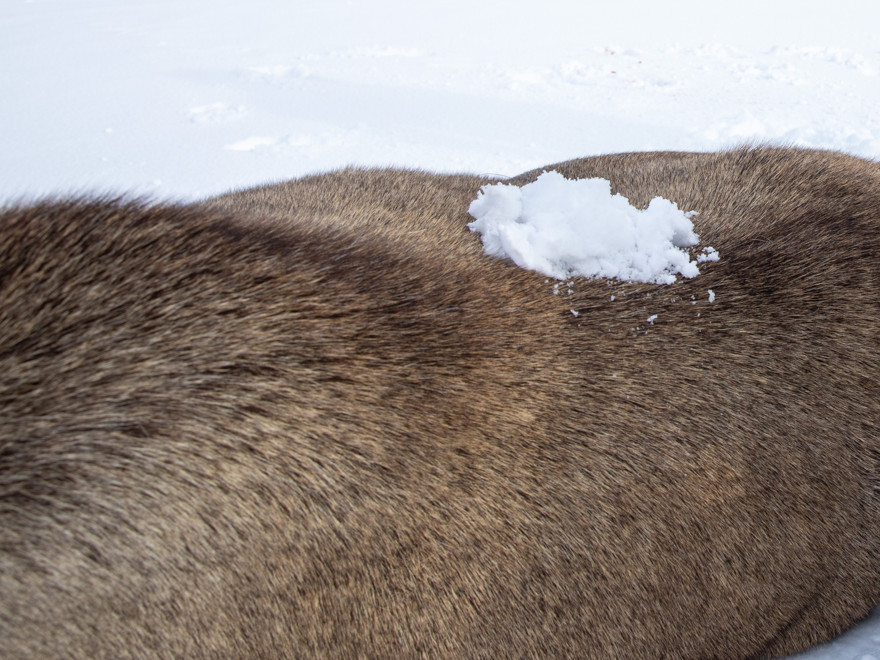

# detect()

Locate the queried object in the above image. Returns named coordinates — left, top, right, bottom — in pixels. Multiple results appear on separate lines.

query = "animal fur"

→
left=0, top=147, right=878, bottom=658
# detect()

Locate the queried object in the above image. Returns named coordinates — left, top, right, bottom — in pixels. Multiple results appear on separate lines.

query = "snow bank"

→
left=468, top=171, right=716, bottom=284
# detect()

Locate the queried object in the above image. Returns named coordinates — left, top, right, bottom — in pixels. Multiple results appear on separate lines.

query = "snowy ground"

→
left=2, top=0, right=879, bottom=201
left=2, top=1, right=880, bottom=657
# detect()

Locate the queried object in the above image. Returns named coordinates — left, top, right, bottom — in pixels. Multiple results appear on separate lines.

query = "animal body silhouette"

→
left=0, top=147, right=878, bottom=658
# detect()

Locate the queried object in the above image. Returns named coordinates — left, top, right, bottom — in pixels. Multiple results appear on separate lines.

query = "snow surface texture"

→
left=467, top=172, right=716, bottom=284
left=1, top=1, right=879, bottom=200
left=2, top=1, right=880, bottom=657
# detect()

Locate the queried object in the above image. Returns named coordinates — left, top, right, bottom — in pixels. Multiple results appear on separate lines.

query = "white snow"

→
left=467, top=172, right=711, bottom=284
left=1, top=1, right=879, bottom=657
left=1, top=1, right=879, bottom=200
left=698, top=247, right=721, bottom=263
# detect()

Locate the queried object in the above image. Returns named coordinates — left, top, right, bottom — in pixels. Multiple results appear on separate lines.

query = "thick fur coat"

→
left=1, top=147, right=878, bottom=658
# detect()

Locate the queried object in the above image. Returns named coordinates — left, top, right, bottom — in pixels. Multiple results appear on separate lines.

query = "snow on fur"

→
left=468, top=171, right=716, bottom=284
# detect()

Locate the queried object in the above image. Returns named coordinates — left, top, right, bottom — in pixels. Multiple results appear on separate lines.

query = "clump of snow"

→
left=708, top=289, right=716, bottom=302
left=698, top=247, right=720, bottom=263
left=468, top=171, right=716, bottom=284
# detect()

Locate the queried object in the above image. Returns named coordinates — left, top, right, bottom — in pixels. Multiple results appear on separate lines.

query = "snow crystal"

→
left=468, top=171, right=716, bottom=284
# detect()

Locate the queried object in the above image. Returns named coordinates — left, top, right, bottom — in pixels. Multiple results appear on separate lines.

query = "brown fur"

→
left=0, top=147, right=878, bottom=658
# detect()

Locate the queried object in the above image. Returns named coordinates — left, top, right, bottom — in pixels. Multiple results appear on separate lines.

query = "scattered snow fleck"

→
left=647, top=314, right=658, bottom=324
left=468, top=171, right=713, bottom=284
left=697, top=246, right=720, bottom=263
left=610, top=295, right=615, bottom=301
left=571, top=309, right=579, bottom=317
left=708, top=289, right=716, bottom=303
